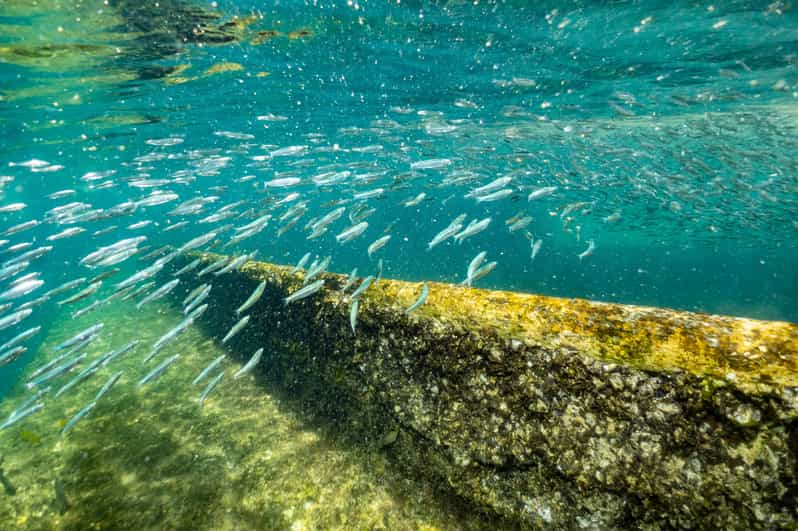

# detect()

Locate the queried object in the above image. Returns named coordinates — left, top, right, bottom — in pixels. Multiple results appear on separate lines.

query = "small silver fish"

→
left=284, top=279, right=325, bottom=305
left=61, top=401, right=97, bottom=436
left=236, top=281, right=266, bottom=315
left=335, top=222, right=368, bottom=244
left=578, top=239, right=596, bottom=261
left=0, top=403, right=43, bottom=430
left=367, top=235, right=391, bottom=258
left=192, top=355, right=226, bottom=386
left=405, top=283, right=429, bottom=314
left=290, top=253, right=311, bottom=274
left=222, top=315, right=250, bottom=344
left=527, top=186, right=558, bottom=201
left=198, top=371, right=224, bottom=406
left=57, top=282, right=101, bottom=305
left=173, top=258, right=201, bottom=276
left=136, top=279, right=180, bottom=309
left=350, top=276, right=374, bottom=300
left=27, top=353, right=87, bottom=389
left=98, top=342, right=138, bottom=370
left=234, top=348, right=263, bottom=379
left=0, top=308, right=31, bottom=331
left=138, top=354, right=180, bottom=386
left=350, top=298, right=359, bottom=333
left=94, top=371, right=122, bottom=402
left=55, top=323, right=104, bottom=351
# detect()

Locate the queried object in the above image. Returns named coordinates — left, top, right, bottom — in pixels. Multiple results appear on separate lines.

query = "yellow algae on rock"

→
left=178, top=252, right=798, bottom=529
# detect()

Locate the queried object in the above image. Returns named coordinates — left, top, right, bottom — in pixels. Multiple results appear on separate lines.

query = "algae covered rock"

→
left=176, top=253, right=798, bottom=529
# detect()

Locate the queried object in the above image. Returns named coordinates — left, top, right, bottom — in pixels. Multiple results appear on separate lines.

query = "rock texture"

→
left=175, top=253, right=798, bottom=529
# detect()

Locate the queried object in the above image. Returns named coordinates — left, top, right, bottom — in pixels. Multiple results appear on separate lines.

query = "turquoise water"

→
left=0, top=1, right=796, bottom=527
left=0, top=3, right=796, bottom=411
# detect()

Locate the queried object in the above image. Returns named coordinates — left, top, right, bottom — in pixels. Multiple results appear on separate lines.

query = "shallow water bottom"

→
left=0, top=300, right=488, bottom=530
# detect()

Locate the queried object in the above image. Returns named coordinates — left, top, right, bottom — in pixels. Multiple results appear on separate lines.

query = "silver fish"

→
left=101, top=340, right=140, bottom=367
left=58, top=281, right=101, bottom=305
left=7, top=386, right=50, bottom=422
left=0, top=403, right=43, bottom=430
left=198, top=371, right=224, bottom=406
left=54, top=352, right=112, bottom=398
left=214, top=252, right=257, bottom=276
left=290, top=253, right=311, bottom=273
left=115, top=261, right=165, bottom=290
left=145, top=318, right=194, bottom=363
left=338, top=268, right=358, bottom=295
left=578, top=239, right=596, bottom=261
left=174, top=258, right=201, bottom=276
left=27, top=353, right=87, bottom=389
left=464, top=252, right=488, bottom=286
left=0, top=325, right=40, bottom=351
left=94, top=371, right=122, bottom=402
left=138, top=354, right=181, bottom=386
left=55, top=323, right=103, bottom=351
left=0, top=262, right=29, bottom=282
left=304, top=256, right=330, bottom=283
left=465, top=176, right=512, bottom=198
left=335, top=221, right=368, bottom=244
left=527, top=186, right=558, bottom=201
left=367, top=235, right=391, bottom=258
left=475, top=188, right=513, bottom=202
left=233, top=347, right=263, bottom=379
left=530, top=239, right=542, bottom=261
left=236, top=281, right=266, bottom=315
left=350, top=298, right=359, bottom=333
left=375, top=259, right=383, bottom=284
left=410, top=158, right=451, bottom=170
left=136, top=279, right=180, bottom=309
left=2, top=246, right=52, bottom=268
left=192, top=354, right=226, bottom=386
left=183, top=283, right=210, bottom=307
left=350, top=276, right=374, bottom=300
left=61, top=401, right=97, bottom=436
left=405, top=283, right=429, bottom=314
left=184, top=286, right=211, bottom=315
left=0, top=346, right=26, bottom=366
left=284, top=279, right=325, bottom=305
left=403, top=192, right=426, bottom=207
left=468, top=261, right=497, bottom=285
left=197, top=256, right=230, bottom=277
left=508, top=216, right=533, bottom=232
left=222, top=315, right=250, bottom=344
left=428, top=214, right=466, bottom=250
left=454, top=217, right=492, bottom=244
left=177, top=231, right=217, bottom=253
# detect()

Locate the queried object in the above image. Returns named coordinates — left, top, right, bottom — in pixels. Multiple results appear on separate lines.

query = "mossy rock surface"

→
left=177, top=253, right=798, bottom=529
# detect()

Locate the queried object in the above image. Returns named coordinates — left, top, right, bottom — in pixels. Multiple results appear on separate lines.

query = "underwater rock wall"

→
left=172, top=253, right=798, bottom=529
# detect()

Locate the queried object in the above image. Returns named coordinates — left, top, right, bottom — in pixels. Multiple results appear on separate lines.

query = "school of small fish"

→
left=0, top=2, right=796, bottom=444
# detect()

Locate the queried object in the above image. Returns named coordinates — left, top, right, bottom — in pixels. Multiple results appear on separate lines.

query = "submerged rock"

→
left=175, top=253, right=798, bottom=529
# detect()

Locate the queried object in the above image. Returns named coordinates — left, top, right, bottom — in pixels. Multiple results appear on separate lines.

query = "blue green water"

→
left=1, top=0, right=797, bottom=398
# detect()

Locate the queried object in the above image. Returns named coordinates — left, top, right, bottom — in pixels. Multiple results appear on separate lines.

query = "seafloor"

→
left=0, top=299, right=497, bottom=530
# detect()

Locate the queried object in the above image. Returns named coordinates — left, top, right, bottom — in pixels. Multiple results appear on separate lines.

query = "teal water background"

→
left=1, top=0, right=797, bottom=397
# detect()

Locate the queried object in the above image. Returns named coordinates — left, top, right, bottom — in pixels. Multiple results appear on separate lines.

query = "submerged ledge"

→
left=175, top=253, right=798, bottom=529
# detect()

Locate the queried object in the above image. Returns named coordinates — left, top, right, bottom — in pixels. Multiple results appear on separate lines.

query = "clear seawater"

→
left=0, top=0, right=796, bottom=526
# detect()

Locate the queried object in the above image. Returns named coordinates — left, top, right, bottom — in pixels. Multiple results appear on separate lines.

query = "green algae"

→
left=0, top=298, right=493, bottom=530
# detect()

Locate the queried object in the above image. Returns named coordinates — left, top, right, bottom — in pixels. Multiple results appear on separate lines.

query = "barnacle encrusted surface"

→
left=184, top=253, right=798, bottom=529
